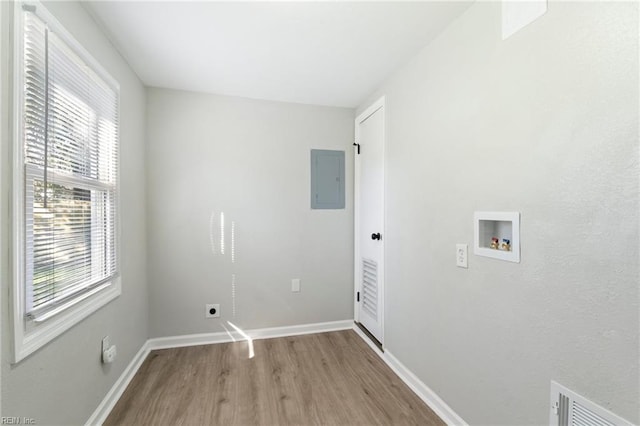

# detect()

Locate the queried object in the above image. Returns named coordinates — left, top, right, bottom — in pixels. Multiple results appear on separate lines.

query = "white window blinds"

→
left=22, top=8, right=119, bottom=317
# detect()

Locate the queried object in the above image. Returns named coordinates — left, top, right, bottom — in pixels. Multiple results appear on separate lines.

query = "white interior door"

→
left=354, top=97, right=384, bottom=344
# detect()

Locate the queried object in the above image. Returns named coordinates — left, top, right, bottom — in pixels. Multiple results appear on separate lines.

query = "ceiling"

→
left=85, top=1, right=472, bottom=108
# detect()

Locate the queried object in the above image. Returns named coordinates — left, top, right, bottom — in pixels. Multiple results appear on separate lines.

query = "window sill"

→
left=12, top=278, right=121, bottom=363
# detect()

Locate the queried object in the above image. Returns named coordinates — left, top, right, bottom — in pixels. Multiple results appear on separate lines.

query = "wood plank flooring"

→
left=104, top=330, right=445, bottom=426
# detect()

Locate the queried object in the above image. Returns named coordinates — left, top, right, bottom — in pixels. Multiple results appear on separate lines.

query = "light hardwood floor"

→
left=105, top=330, right=445, bottom=425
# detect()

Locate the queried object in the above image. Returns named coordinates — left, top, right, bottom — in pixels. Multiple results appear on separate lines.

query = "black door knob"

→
left=371, top=233, right=381, bottom=241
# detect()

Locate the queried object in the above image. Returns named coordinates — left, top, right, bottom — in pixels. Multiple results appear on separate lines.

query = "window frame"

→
left=11, top=0, right=121, bottom=363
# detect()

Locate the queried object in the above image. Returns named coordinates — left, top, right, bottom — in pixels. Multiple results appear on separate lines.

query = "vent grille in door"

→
left=361, top=258, right=378, bottom=318
left=550, top=381, right=632, bottom=426
left=557, top=392, right=570, bottom=426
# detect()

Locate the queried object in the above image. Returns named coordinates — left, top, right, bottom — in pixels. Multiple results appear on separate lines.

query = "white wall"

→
left=358, top=1, right=639, bottom=424
left=146, top=88, right=354, bottom=337
left=0, top=2, right=148, bottom=424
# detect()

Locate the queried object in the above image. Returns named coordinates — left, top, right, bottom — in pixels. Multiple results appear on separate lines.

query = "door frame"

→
left=353, top=95, right=385, bottom=346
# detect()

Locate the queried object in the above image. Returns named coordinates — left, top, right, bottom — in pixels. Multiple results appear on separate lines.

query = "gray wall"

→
left=357, top=1, right=639, bottom=424
left=146, top=88, right=354, bottom=337
left=0, top=2, right=148, bottom=424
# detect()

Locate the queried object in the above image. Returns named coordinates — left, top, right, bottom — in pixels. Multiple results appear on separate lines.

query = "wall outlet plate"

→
left=101, top=335, right=116, bottom=364
left=291, top=278, right=301, bottom=292
left=102, top=336, right=110, bottom=352
left=205, top=304, right=220, bottom=318
left=102, top=345, right=117, bottom=364
left=456, top=244, right=468, bottom=268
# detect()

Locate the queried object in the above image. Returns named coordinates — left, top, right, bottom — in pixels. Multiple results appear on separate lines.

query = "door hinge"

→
left=357, top=291, right=360, bottom=302
left=353, top=142, right=360, bottom=154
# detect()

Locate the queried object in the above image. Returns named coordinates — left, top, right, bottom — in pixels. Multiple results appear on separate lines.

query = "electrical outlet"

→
left=456, top=244, right=468, bottom=268
left=205, top=304, right=220, bottom=318
left=291, top=278, right=301, bottom=292
left=101, top=335, right=117, bottom=364
left=103, top=345, right=117, bottom=363
left=102, top=336, right=110, bottom=352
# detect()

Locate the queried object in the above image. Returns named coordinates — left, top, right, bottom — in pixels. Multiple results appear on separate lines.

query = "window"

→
left=12, top=2, right=120, bottom=362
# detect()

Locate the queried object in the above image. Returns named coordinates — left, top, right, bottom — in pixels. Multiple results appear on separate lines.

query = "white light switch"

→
left=291, top=278, right=301, bottom=292
left=456, top=244, right=468, bottom=268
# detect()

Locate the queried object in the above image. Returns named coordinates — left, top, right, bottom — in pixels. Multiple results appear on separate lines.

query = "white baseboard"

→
left=147, top=319, right=354, bottom=350
left=384, top=350, right=467, bottom=426
left=351, top=325, right=467, bottom=426
left=247, top=319, right=355, bottom=340
left=87, top=319, right=354, bottom=424
left=85, top=341, right=150, bottom=426
left=147, top=329, right=236, bottom=350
